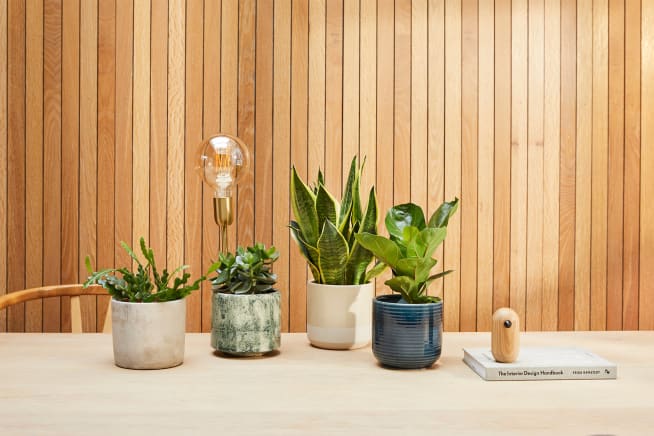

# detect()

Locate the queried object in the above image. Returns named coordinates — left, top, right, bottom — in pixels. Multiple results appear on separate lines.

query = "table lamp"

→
left=198, top=134, right=250, bottom=256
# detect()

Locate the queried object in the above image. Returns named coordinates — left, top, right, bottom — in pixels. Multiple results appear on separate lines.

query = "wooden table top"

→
left=1, top=332, right=652, bottom=435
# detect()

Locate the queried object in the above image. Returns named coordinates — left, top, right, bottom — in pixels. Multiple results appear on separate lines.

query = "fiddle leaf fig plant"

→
left=83, top=237, right=217, bottom=302
left=289, top=156, right=378, bottom=285
left=212, top=243, right=279, bottom=294
left=355, top=198, right=459, bottom=304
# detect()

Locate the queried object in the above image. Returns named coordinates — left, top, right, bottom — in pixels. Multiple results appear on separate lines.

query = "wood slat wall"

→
left=1, top=0, right=652, bottom=332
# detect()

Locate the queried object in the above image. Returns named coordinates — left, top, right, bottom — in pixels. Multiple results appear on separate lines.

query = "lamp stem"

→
left=218, top=224, right=229, bottom=256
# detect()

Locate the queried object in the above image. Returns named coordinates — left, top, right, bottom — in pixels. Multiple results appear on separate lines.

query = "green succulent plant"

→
left=289, top=156, right=378, bottom=285
left=212, top=243, right=279, bottom=294
left=355, top=198, right=459, bottom=304
left=84, top=237, right=216, bottom=303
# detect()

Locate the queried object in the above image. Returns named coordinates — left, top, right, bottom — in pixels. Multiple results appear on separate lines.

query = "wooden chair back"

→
left=0, top=285, right=112, bottom=333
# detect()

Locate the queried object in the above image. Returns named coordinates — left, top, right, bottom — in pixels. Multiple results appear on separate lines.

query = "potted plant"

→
left=211, top=243, right=281, bottom=356
left=290, top=156, right=378, bottom=350
left=355, top=198, right=459, bottom=369
left=84, top=237, right=213, bottom=369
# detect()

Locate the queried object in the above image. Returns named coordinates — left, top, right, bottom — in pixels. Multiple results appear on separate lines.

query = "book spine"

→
left=486, top=366, right=617, bottom=381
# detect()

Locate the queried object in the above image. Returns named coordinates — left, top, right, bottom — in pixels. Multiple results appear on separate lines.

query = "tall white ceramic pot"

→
left=306, top=281, right=374, bottom=350
left=111, top=298, right=186, bottom=369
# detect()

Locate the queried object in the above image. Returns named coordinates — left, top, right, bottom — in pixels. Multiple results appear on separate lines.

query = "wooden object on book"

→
left=492, top=307, right=520, bottom=362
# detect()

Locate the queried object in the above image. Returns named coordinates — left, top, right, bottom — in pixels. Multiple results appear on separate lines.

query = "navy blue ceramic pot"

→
left=372, top=294, right=443, bottom=369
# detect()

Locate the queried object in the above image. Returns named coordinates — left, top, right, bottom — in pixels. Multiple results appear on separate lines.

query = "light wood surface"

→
left=0, top=332, right=652, bottom=435
left=1, top=1, right=653, bottom=333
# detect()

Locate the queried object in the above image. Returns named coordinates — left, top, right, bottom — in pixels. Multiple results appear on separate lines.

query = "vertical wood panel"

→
left=606, top=0, right=624, bottom=330
left=575, top=0, right=592, bottom=331
left=460, top=0, right=478, bottom=332
left=343, top=0, right=359, bottom=183
left=410, top=0, right=427, bottom=211
left=325, top=0, right=343, bottom=194
left=640, top=0, right=654, bottom=330
left=591, top=0, right=608, bottom=331
left=25, top=0, right=43, bottom=332
left=42, top=0, right=62, bottom=332
left=308, top=0, right=325, bottom=180
left=150, top=0, right=168, bottom=265
left=133, top=0, right=150, bottom=260
left=527, top=0, right=544, bottom=331
left=185, top=0, right=203, bottom=332
left=427, top=0, right=444, bottom=299
left=237, top=0, right=256, bottom=250
left=393, top=0, right=410, bottom=206
left=79, top=0, right=98, bottom=332
left=623, top=0, right=640, bottom=330
left=96, top=0, right=115, bottom=330
left=7, top=0, right=25, bottom=332
left=0, top=0, right=6, bottom=332
left=511, top=0, right=528, bottom=328
left=359, top=0, right=376, bottom=198
left=477, top=0, right=494, bottom=331
left=542, top=0, right=561, bottom=331
left=493, top=0, right=511, bottom=312
left=168, top=0, right=185, bottom=278
left=61, top=0, right=80, bottom=332
left=290, top=0, right=309, bottom=332
left=114, top=0, right=133, bottom=294
left=559, top=0, right=576, bottom=330
left=376, top=0, right=394, bottom=296
left=202, top=0, right=221, bottom=332
left=273, top=0, right=292, bottom=332
left=444, top=0, right=461, bottom=330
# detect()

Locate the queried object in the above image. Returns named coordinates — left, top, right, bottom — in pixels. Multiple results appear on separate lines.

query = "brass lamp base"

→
left=213, top=197, right=234, bottom=255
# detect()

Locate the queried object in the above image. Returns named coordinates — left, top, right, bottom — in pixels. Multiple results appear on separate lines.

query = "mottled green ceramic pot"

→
left=211, top=290, right=281, bottom=356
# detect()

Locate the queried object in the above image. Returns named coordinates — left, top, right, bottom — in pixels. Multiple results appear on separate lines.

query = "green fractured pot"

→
left=211, top=290, right=281, bottom=356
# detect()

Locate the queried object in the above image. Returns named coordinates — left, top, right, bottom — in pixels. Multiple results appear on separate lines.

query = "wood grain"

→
left=80, top=0, right=98, bottom=332
left=444, top=0, right=461, bottom=330
left=527, top=0, right=544, bottom=331
left=25, top=0, right=43, bottom=332
left=61, top=0, right=80, bottom=332
left=308, top=0, right=325, bottom=181
left=325, top=0, right=343, bottom=195
left=0, top=0, right=6, bottom=332
left=97, top=0, right=115, bottom=331
left=359, top=0, right=376, bottom=199
left=394, top=0, right=411, bottom=206
left=273, top=0, right=292, bottom=332
left=290, top=0, right=309, bottom=332
left=493, top=0, right=511, bottom=312
left=477, top=0, right=494, bottom=331
left=43, top=0, right=62, bottom=332
left=185, top=0, right=202, bottom=332
left=511, top=0, right=528, bottom=329
left=343, top=0, right=359, bottom=186
left=543, top=0, right=561, bottom=331
left=591, top=0, right=609, bottom=331
left=623, top=0, right=640, bottom=330
left=559, top=0, right=576, bottom=331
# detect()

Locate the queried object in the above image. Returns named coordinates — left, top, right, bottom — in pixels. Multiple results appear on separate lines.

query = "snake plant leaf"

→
left=316, top=184, right=339, bottom=234
left=289, top=221, right=321, bottom=280
left=385, top=203, right=427, bottom=243
left=340, top=156, right=363, bottom=225
left=344, top=187, right=379, bottom=283
left=428, top=197, right=460, bottom=228
left=354, top=233, right=400, bottom=269
left=317, top=219, right=350, bottom=284
left=416, top=227, right=447, bottom=259
left=291, top=166, right=319, bottom=245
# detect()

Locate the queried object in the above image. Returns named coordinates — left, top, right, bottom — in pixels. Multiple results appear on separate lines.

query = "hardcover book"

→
left=463, top=347, right=617, bottom=381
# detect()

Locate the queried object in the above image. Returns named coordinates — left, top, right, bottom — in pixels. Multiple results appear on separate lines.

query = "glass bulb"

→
left=198, top=134, right=250, bottom=197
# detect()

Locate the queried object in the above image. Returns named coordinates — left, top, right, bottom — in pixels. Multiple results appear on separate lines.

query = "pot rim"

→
left=111, top=297, right=186, bottom=305
left=214, top=289, right=281, bottom=297
left=374, top=294, right=443, bottom=307
left=307, top=280, right=374, bottom=288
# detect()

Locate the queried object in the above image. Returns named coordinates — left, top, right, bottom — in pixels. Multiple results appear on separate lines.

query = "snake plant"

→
left=290, top=156, right=378, bottom=285
left=355, top=198, right=459, bottom=304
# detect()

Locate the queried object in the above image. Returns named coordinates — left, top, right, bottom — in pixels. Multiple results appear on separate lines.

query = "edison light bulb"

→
left=198, top=134, right=250, bottom=254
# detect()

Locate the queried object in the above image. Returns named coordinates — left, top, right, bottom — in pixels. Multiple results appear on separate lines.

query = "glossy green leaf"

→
left=414, top=257, right=437, bottom=284
left=417, top=227, right=447, bottom=259
left=428, top=197, right=460, bottom=228
left=354, top=233, right=401, bottom=269
left=385, top=203, right=427, bottom=242
left=364, top=261, right=388, bottom=282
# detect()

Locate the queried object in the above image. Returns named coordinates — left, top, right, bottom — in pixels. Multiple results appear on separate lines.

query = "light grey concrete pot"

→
left=111, top=298, right=186, bottom=369
left=306, top=281, right=374, bottom=350
left=211, top=290, right=281, bottom=356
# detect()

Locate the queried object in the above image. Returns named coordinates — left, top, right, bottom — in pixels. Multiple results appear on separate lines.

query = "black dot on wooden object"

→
left=504, top=320, right=512, bottom=328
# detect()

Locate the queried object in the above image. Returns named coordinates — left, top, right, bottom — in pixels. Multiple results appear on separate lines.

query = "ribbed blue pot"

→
left=372, top=294, right=443, bottom=369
